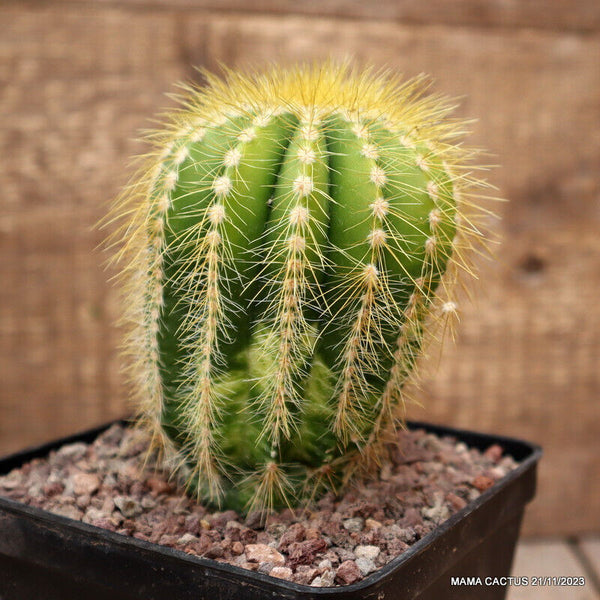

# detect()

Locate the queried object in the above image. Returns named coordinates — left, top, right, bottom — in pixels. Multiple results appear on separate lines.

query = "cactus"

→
left=110, top=62, right=486, bottom=514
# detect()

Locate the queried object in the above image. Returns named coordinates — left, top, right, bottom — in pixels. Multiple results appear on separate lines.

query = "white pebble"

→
left=354, top=545, right=381, bottom=561
left=355, top=557, right=377, bottom=576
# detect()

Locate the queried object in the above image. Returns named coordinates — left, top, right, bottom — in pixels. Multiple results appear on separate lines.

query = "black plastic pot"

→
left=0, top=420, right=541, bottom=600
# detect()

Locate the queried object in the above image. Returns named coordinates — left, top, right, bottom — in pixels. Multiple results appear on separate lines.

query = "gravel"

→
left=0, top=424, right=518, bottom=588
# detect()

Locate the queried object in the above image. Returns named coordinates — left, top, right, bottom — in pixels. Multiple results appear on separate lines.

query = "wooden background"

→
left=1, top=0, right=598, bottom=536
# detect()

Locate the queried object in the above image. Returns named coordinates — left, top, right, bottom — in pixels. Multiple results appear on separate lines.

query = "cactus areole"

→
left=113, top=63, right=484, bottom=513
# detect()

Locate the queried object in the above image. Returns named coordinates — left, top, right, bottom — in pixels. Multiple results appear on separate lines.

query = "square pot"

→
left=0, top=420, right=541, bottom=600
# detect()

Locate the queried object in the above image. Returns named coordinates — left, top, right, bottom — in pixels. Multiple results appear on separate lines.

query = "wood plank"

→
left=0, top=3, right=599, bottom=537
left=30, top=0, right=600, bottom=33
left=0, top=207, right=125, bottom=452
left=579, top=537, right=600, bottom=581
left=0, top=4, right=185, bottom=451
left=508, top=540, right=599, bottom=600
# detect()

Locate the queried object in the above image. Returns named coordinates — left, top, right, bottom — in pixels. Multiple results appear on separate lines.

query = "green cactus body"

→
left=114, top=64, right=482, bottom=512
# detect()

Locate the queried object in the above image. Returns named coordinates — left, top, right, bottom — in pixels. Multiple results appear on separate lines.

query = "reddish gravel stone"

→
left=245, top=544, right=285, bottom=566
left=278, top=523, right=306, bottom=551
left=446, top=492, right=467, bottom=511
left=239, top=527, right=258, bottom=545
left=472, top=475, right=495, bottom=492
left=287, top=538, right=328, bottom=567
left=90, top=517, right=116, bottom=531
left=231, top=541, right=244, bottom=555
left=484, top=444, right=504, bottom=463
left=42, top=482, right=64, bottom=497
left=0, top=424, right=518, bottom=589
left=184, top=514, right=202, bottom=536
left=72, top=473, right=100, bottom=496
left=270, top=566, right=293, bottom=580
left=147, top=477, right=173, bottom=496
left=400, top=507, right=423, bottom=528
left=335, top=560, right=362, bottom=585
left=386, top=538, right=410, bottom=555
left=204, top=543, right=225, bottom=559
left=320, top=519, right=346, bottom=545
left=294, top=565, right=319, bottom=585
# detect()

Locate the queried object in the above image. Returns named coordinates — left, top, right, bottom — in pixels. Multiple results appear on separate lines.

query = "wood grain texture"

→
left=579, top=537, right=600, bottom=581
left=508, top=540, right=599, bottom=600
left=0, top=3, right=599, bottom=536
left=0, top=4, right=185, bottom=447
left=27, top=0, right=600, bottom=32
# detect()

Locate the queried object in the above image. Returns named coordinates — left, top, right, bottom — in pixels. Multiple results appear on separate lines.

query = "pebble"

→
left=335, top=560, right=362, bottom=585
left=55, top=443, right=87, bottom=463
left=422, top=500, right=450, bottom=524
left=386, top=537, right=409, bottom=554
left=468, top=488, right=481, bottom=502
left=355, top=557, right=377, bottom=576
left=72, top=472, right=100, bottom=496
left=50, top=504, right=83, bottom=520
left=159, top=534, right=181, bottom=547
left=256, top=563, right=274, bottom=575
left=454, top=442, right=468, bottom=454
left=354, top=545, right=380, bottom=561
left=0, top=424, right=519, bottom=589
left=0, top=473, right=22, bottom=490
left=342, top=517, right=364, bottom=532
left=177, top=533, right=197, bottom=545
left=101, top=496, right=115, bottom=513
left=365, top=518, right=382, bottom=530
left=266, top=522, right=287, bottom=538
left=269, top=566, right=293, bottom=580
left=277, top=522, right=305, bottom=551
left=200, top=519, right=211, bottom=531
left=472, top=475, right=495, bottom=492
left=245, top=544, right=285, bottom=566
left=400, top=507, right=423, bottom=528
left=288, top=538, right=328, bottom=567
left=294, top=565, right=318, bottom=584
left=244, top=511, right=264, bottom=529
left=91, top=517, right=116, bottom=531
left=96, top=424, right=125, bottom=446
left=76, top=494, right=91, bottom=509
left=312, top=569, right=335, bottom=587
left=484, top=444, right=504, bottom=462
left=141, top=496, right=157, bottom=510
left=43, top=481, right=64, bottom=497
left=422, top=433, right=444, bottom=452
left=114, top=495, right=142, bottom=518
left=397, top=527, right=416, bottom=543
left=84, top=507, right=105, bottom=522
left=231, top=541, right=244, bottom=555
left=102, top=474, right=118, bottom=488
left=204, top=543, right=224, bottom=559
left=147, top=477, right=172, bottom=495
left=335, top=547, right=356, bottom=562
left=446, top=492, right=467, bottom=511
left=489, top=466, right=508, bottom=479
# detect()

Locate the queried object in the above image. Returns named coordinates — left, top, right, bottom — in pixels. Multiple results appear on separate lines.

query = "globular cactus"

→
left=111, top=62, right=486, bottom=513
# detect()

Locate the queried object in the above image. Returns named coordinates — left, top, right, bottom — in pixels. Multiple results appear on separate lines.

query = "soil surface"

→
left=0, top=424, right=518, bottom=587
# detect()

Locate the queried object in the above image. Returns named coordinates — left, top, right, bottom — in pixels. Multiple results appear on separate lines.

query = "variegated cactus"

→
left=111, top=63, right=486, bottom=513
